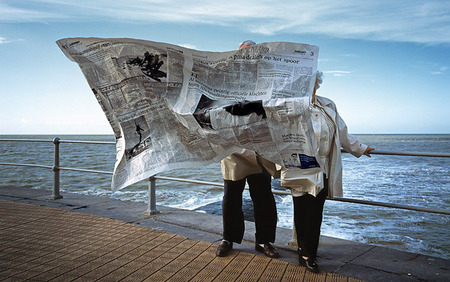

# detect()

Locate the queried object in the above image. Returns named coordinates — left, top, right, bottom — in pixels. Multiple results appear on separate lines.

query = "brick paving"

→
left=0, top=199, right=361, bottom=281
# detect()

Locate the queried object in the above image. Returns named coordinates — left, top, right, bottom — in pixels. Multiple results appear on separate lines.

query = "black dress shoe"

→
left=255, top=243, right=280, bottom=258
left=216, top=240, right=233, bottom=257
left=298, top=256, right=319, bottom=273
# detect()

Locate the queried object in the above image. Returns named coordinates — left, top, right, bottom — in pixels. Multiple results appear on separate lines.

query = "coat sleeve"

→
left=335, top=108, right=368, bottom=158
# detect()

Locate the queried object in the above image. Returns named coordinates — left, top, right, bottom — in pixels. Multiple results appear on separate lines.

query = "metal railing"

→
left=1, top=138, right=449, bottom=216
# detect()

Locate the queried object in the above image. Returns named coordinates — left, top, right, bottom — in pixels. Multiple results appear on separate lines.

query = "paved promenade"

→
left=0, top=186, right=448, bottom=281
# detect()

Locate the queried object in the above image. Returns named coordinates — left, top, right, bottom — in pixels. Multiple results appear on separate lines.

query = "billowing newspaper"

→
left=57, top=38, right=322, bottom=191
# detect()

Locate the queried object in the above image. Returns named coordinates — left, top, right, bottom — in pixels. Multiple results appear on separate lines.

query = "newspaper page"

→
left=57, top=38, right=321, bottom=191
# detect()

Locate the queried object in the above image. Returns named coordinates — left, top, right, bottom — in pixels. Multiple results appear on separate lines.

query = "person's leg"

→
left=306, top=187, right=327, bottom=258
left=247, top=172, right=277, bottom=244
left=293, top=194, right=313, bottom=257
left=222, top=178, right=246, bottom=243
left=292, top=187, right=327, bottom=259
left=247, top=172, right=279, bottom=258
left=292, top=187, right=328, bottom=272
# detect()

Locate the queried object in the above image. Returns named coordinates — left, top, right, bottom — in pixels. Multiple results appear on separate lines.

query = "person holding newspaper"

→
left=280, top=72, right=374, bottom=273
left=215, top=40, right=280, bottom=259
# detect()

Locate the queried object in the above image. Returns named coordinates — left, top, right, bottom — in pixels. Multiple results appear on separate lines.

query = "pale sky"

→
left=1, top=0, right=449, bottom=134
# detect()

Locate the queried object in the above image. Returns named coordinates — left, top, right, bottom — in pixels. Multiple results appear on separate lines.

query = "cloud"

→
left=178, top=43, right=197, bottom=50
left=324, top=70, right=352, bottom=77
left=431, top=66, right=448, bottom=74
left=0, top=2, right=64, bottom=22
left=0, top=36, right=24, bottom=44
left=20, top=118, right=32, bottom=124
left=2, top=0, right=450, bottom=44
left=339, top=53, right=360, bottom=58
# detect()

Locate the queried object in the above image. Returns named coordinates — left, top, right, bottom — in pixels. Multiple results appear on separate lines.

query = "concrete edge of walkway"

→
left=0, top=185, right=448, bottom=281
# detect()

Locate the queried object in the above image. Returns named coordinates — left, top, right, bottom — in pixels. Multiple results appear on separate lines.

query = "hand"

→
left=363, top=146, right=375, bottom=157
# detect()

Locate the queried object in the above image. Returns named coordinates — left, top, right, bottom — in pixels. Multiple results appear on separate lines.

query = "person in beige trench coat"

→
left=216, top=148, right=280, bottom=258
left=280, top=72, right=374, bottom=273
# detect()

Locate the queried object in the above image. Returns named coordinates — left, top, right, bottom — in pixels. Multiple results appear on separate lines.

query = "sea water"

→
left=0, top=134, right=449, bottom=259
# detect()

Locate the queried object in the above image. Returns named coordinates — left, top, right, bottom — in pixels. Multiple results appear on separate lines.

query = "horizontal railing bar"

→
left=59, top=167, right=113, bottom=175
left=332, top=197, right=450, bottom=215
left=155, top=176, right=291, bottom=193
left=155, top=177, right=289, bottom=195
left=0, top=139, right=115, bottom=145
left=271, top=189, right=291, bottom=196
left=342, top=149, right=450, bottom=158
left=0, top=139, right=52, bottom=143
left=154, top=176, right=224, bottom=187
left=59, top=140, right=116, bottom=145
left=0, top=162, right=53, bottom=169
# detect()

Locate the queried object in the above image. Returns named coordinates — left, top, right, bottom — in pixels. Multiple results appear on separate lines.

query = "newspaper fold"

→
left=57, top=38, right=322, bottom=190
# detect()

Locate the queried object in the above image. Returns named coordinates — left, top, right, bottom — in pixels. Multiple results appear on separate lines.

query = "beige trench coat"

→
left=221, top=149, right=280, bottom=181
left=280, top=95, right=368, bottom=198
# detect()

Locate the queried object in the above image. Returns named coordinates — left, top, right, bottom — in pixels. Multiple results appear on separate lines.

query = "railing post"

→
left=145, top=175, right=160, bottom=215
left=52, top=137, right=63, bottom=199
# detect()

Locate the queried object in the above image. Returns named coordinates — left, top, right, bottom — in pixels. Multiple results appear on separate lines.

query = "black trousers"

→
left=222, top=172, right=277, bottom=244
left=293, top=187, right=328, bottom=259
